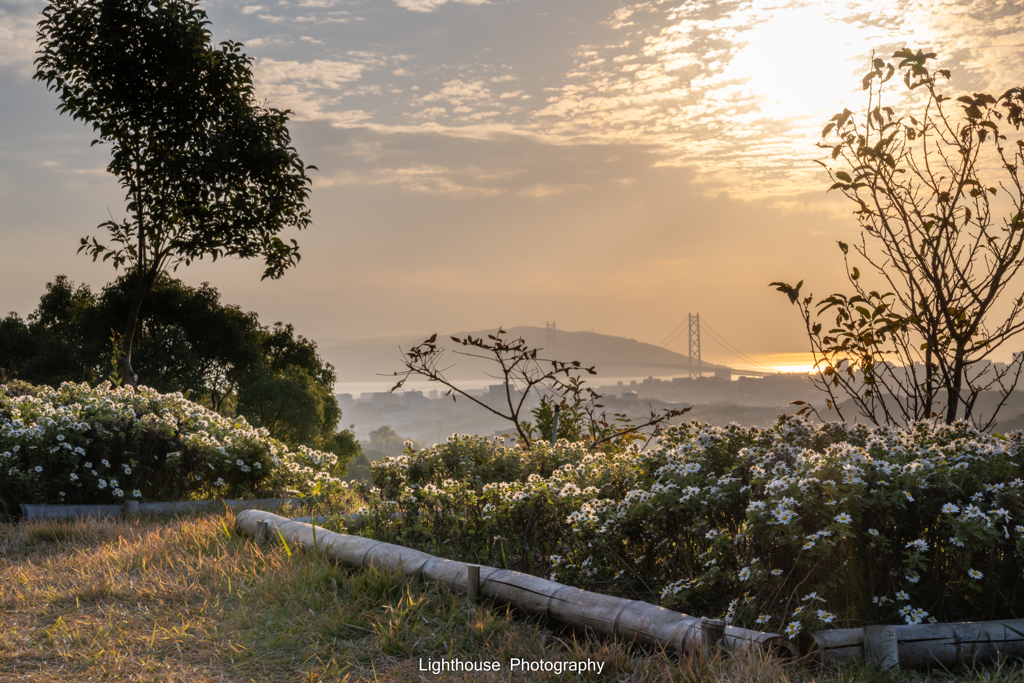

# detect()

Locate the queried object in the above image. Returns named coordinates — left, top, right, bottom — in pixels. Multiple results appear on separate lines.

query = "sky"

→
left=2, top=0, right=1024, bottom=373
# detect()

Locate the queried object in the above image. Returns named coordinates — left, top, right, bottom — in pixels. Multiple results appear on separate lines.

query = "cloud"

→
left=315, top=163, right=505, bottom=195
left=256, top=57, right=374, bottom=89
left=252, top=57, right=383, bottom=123
left=604, top=2, right=656, bottom=30
left=244, top=35, right=293, bottom=48
left=391, top=0, right=488, bottom=12
left=419, top=78, right=492, bottom=107
left=240, top=5, right=265, bottom=14
left=0, top=0, right=42, bottom=75
left=404, top=106, right=448, bottom=121
left=517, top=183, right=587, bottom=198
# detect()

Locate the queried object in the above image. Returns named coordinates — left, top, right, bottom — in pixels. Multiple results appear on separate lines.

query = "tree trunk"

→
left=120, top=267, right=158, bottom=388
left=945, top=346, right=966, bottom=424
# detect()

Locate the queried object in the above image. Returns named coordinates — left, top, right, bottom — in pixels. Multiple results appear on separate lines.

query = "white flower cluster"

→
left=361, top=418, right=1024, bottom=632
left=1, top=381, right=342, bottom=504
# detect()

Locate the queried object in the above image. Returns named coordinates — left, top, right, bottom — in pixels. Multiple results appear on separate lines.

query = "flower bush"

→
left=356, top=417, right=1024, bottom=632
left=0, top=381, right=343, bottom=511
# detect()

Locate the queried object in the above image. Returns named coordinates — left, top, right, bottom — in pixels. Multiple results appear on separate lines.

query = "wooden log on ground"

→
left=701, top=617, right=725, bottom=649
left=235, top=509, right=795, bottom=658
left=800, top=627, right=864, bottom=663
left=468, top=565, right=480, bottom=601
left=864, top=624, right=898, bottom=669
left=804, top=619, right=1024, bottom=668
left=895, top=620, right=1024, bottom=668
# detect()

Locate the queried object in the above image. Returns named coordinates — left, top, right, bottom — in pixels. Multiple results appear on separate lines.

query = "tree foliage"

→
left=773, top=49, right=1024, bottom=430
left=34, top=0, right=315, bottom=385
left=0, top=275, right=356, bottom=468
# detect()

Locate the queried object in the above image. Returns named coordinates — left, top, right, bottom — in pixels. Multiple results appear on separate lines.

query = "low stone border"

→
left=20, top=498, right=304, bottom=520
left=234, top=509, right=797, bottom=658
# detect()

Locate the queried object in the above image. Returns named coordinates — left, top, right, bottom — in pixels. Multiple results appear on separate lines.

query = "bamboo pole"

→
left=235, top=510, right=795, bottom=658
left=468, top=565, right=480, bottom=601
left=804, top=619, right=1024, bottom=668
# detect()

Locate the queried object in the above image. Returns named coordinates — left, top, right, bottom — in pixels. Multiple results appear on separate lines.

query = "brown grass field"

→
left=2, top=510, right=1023, bottom=682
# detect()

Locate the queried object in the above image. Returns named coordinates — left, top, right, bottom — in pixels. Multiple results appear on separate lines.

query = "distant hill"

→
left=318, top=326, right=732, bottom=385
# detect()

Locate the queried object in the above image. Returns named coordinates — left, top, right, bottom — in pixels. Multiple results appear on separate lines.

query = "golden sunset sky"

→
left=2, top=0, right=1023, bottom=372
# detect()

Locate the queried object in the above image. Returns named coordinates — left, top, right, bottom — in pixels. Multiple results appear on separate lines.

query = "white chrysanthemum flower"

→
left=968, top=568, right=983, bottom=580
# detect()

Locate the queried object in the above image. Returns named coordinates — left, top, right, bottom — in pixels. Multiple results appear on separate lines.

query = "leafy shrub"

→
left=0, top=381, right=344, bottom=510
left=357, top=419, right=1024, bottom=634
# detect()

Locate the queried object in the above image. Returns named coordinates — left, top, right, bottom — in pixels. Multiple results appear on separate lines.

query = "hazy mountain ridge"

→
left=318, top=326, right=731, bottom=385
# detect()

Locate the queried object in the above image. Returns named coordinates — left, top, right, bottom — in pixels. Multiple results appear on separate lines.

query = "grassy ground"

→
left=2, top=511, right=1023, bottom=682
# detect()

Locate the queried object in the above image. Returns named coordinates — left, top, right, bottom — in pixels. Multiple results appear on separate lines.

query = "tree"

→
left=363, top=425, right=418, bottom=459
left=0, top=275, right=357, bottom=471
left=88, top=274, right=263, bottom=409
left=772, top=49, right=1024, bottom=430
left=391, top=328, right=688, bottom=450
left=34, top=0, right=315, bottom=386
left=235, top=321, right=344, bottom=453
left=0, top=276, right=101, bottom=386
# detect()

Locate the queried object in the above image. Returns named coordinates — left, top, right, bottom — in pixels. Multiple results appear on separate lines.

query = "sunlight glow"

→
left=721, top=5, right=865, bottom=120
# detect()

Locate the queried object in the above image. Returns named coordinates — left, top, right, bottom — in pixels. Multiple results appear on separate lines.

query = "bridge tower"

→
left=545, top=321, right=557, bottom=358
left=688, top=313, right=701, bottom=379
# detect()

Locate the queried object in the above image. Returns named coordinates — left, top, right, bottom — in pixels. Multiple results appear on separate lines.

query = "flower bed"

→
left=356, top=418, right=1024, bottom=635
left=0, top=381, right=344, bottom=512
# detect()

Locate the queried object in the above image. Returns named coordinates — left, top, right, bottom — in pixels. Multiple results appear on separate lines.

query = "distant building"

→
left=402, top=390, right=428, bottom=407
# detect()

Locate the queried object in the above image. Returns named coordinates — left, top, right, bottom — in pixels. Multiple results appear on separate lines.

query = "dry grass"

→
left=2, top=511, right=1023, bottom=682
